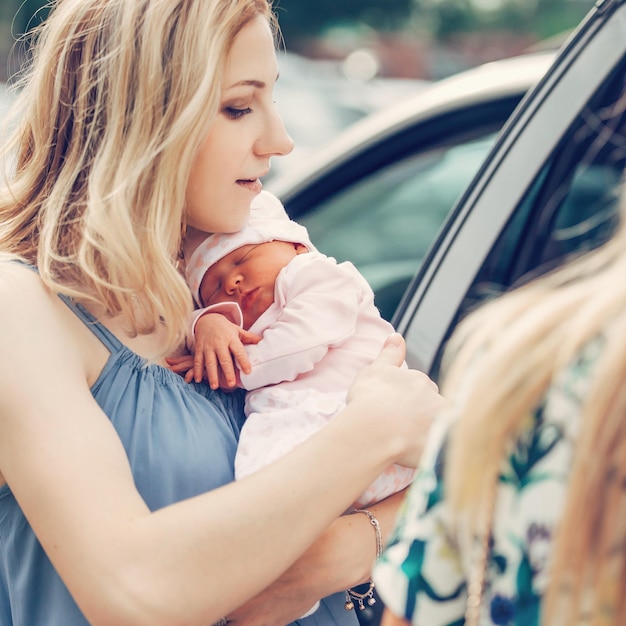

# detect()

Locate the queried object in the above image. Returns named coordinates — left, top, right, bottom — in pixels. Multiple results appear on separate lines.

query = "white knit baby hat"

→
left=185, top=191, right=315, bottom=305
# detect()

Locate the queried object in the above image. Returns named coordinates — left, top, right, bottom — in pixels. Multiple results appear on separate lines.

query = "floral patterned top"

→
left=372, top=337, right=602, bottom=626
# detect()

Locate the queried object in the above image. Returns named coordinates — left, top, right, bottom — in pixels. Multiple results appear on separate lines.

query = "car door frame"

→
left=394, top=0, right=626, bottom=377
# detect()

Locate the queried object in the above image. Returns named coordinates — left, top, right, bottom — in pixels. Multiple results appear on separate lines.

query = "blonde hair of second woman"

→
left=0, top=0, right=275, bottom=359
left=441, top=179, right=626, bottom=624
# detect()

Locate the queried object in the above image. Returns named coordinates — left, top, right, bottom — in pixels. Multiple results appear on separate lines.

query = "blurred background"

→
left=0, top=0, right=595, bottom=81
left=0, top=0, right=595, bottom=176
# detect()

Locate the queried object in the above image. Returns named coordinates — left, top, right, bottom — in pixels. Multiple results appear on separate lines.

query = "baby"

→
left=171, top=191, right=416, bottom=511
left=168, top=191, right=417, bottom=616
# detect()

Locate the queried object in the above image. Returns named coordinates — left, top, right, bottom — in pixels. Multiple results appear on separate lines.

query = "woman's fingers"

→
left=375, top=332, right=406, bottom=367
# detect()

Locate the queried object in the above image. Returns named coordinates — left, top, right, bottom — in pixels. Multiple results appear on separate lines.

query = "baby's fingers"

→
left=238, top=329, right=262, bottom=345
left=216, top=347, right=238, bottom=389
left=193, top=348, right=217, bottom=387
left=230, top=342, right=251, bottom=375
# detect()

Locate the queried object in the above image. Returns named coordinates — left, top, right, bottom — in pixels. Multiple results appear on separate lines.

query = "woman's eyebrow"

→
left=227, top=79, right=265, bottom=89
left=225, top=74, right=279, bottom=90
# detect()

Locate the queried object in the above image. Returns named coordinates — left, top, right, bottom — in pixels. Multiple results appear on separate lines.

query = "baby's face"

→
left=199, top=240, right=305, bottom=329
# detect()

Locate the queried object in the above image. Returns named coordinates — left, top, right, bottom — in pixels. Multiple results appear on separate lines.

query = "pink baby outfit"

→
left=186, top=191, right=415, bottom=508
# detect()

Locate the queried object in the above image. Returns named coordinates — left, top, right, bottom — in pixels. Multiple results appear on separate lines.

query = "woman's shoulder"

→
left=0, top=259, right=93, bottom=365
left=0, top=258, right=50, bottom=315
left=0, top=255, right=35, bottom=275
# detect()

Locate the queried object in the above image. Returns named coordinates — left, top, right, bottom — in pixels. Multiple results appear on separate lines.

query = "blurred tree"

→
left=411, top=0, right=594, bottom=40
left=0, top=0, right=50, bottom=80
left=0, top=0, right=598, bottom=81
left=275, top=0, right=413, bottom=42
left=1, top=0, right=594, bottom=44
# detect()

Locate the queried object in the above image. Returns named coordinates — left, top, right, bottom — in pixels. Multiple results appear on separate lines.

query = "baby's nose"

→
left=224, top=272, right=242, bottom=295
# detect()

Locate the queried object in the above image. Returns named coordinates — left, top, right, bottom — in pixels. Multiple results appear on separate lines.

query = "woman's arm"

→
left=0, top=265, right=442, bottom=626
left=225, top=490, right=411, bottom=626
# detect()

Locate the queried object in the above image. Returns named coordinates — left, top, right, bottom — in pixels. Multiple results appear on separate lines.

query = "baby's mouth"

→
left=240, top=287, right=259, bottom=311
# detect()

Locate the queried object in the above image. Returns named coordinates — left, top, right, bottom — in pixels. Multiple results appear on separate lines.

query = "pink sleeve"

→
left=240, top=257, right=363, bottom=389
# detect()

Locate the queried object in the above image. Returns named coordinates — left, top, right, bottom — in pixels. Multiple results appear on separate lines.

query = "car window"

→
left=478, top=58, right=625, bottom=291
left=433, top=53, right=626, bottom=376
left=298, top=133, right=497, bottom=321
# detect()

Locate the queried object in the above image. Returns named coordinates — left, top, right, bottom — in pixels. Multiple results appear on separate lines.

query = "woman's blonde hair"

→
left=0, top=0, right=275, bottom=357
left=442, top=182, right=626, bottom=623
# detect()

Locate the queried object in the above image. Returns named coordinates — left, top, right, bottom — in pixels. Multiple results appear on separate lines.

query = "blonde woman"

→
left=0, top=1, right=444, bottom=625
left=373, top=180, right=626, bottom=623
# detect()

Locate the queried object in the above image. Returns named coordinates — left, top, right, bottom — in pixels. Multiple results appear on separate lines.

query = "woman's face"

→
left=185, top=17, right=293, bottom=234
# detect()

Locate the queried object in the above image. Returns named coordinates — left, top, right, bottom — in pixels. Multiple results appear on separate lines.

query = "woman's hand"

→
left=346, top=333, right=447, bottom=468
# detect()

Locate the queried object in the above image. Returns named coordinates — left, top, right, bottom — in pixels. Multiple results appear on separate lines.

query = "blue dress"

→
left=0, top=294, right=357, bottom=626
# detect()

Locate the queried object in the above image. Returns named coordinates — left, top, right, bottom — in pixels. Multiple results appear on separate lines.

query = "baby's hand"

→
left=193, top=313, right=261, bottom=389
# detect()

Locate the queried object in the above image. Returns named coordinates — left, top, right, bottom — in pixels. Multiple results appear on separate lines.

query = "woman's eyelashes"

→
left=223, top=106, right=252, bottom=119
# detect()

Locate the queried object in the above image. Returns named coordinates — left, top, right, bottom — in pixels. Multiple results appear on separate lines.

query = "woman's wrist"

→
left=293, top=490, right=408, bottom=598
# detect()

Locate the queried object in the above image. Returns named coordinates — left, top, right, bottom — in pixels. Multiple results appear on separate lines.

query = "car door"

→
left=396, top=0, right=626, bottom=380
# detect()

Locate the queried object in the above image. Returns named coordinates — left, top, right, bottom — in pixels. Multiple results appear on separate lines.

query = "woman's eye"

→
left=224, top=106, right=252, bottom=119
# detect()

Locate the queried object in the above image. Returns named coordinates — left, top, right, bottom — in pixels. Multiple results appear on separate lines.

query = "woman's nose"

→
left=256, top=105, right=294, bottom=158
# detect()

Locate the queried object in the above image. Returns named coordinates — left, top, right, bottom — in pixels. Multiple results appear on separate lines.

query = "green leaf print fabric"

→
left=373, top=337, right=602, bottom=626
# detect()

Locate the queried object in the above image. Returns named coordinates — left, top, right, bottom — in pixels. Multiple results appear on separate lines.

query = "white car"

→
left=270, top=0, right=625, bottom=380
left=268, top=51, right=555, bottom=321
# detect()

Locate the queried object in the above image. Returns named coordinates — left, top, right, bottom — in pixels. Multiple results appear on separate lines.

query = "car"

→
left=267, top=50, right=555, bottom=321
left=283, top=2, right=625, bottom=624
left=394, top=0, right=626, bottom=378
left=271, top=51, right=425, bottom=181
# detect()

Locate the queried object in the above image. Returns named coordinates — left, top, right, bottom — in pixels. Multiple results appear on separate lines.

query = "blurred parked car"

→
left=272, top=0, right=625, bottom=384
left=268, top=50, right=555, bottom=321
left=279, top=3, right=625, bottom=623
left=272, top=52, right=426, bottom=181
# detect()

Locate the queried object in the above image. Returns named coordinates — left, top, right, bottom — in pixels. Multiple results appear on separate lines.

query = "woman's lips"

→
left=237, top=178, right=262, bottom=193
